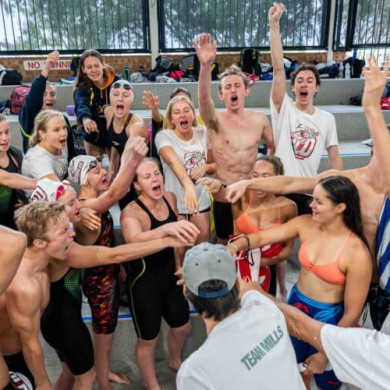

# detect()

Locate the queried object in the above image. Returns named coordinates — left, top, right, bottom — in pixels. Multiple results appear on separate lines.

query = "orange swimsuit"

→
left=298, top=232, right=354, bottom=286
left=234, top=197, right=284, bottom=258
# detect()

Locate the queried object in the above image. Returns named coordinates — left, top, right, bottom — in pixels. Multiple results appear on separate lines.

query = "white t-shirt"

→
left=22, top=145, right=68, bottom=196
left=321, top=324, right=390, bottom=390
left=155, top=126, right=211, bottom=214
left=177, top=290, right=305, bottom=390
left=270, top=94, right=339, bottom=177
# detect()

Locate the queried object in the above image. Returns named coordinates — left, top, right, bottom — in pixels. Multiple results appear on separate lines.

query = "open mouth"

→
left=179, top=120, right=189, bottom=128
left=45, top=102, right=54, bottom=107
left=101, top=177, right=108, bottom=186
left=300, top=91, right=308, bottom=97
left=152, top=184, right=161, bottom=194
left=231, top=95, right=238, bottom=103
left=59, top=139, right=66, bottom=146
left=116, top=103, right=124, bottom=115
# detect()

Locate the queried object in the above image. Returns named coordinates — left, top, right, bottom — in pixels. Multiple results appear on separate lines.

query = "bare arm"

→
left=143, top=91, right=163, bottom=123
left=193, top=34, right=219, bottom=130
left=83, top=137, right=148, bottom=214
left=327, top=145, right=344, bottom=171
left=0, top=228, right=27, bottom=295
left=6, top=291, right=51, bottom=389
left=363, top=58, right=390, bottom=195
left=269, top=3, right=287, bottom=112
left=0, top=170, right=37, bottom=189
left=108, top=147, right=120, bottom=183
left=128, top=117, right=149, bottom=143
left=261, top=116, right=275, bottom=155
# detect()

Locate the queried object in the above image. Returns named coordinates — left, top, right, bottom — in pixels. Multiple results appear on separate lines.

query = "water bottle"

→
left=345, top=63, right=351, bottom=79
left=338, top=62, right=344, bottom=78
left=123, top=66, right=130, bottom=81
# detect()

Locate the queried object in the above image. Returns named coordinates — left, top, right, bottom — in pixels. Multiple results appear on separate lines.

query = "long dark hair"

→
left=318, top=176, right=368, bottom=248
left=74, top=49, right=105, bottom=90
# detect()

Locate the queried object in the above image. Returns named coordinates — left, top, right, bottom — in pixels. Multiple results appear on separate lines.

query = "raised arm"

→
left=143, top=91, right=163, bottom=123
left=84, top=137, right=148, bottom=214
left=0, top=228, right=27, bottom=294
left=6, top=291, right=51, bottom=389
left=193, top=34, right=219, bottom=129
left=363, top=58, right=390, bottom=196
left=269, top=3, right=287, bottom=112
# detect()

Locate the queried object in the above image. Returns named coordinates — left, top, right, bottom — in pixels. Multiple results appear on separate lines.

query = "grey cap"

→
left=183, top=243, right=236, bottom=298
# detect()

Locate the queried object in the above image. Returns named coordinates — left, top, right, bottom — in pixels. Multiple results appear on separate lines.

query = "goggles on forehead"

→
left=112, top=80, right=133, bottom=90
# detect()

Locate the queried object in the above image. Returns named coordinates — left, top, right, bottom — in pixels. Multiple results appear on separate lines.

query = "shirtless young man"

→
left=194, top=33, right=275, bottom=242
left=269, top=3, right=343, bottom=214
left=0, top=202, right=74, bottom=390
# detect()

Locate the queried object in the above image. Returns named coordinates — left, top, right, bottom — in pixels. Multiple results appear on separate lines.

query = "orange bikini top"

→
left=298, top=231, right=354, bottom=286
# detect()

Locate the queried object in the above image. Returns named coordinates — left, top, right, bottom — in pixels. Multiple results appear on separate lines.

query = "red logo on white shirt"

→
left=291, top=124, right=319, bottom=160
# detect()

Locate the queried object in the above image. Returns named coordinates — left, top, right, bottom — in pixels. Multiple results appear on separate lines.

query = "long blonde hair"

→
left=29, top=110, right=64, bottom=147
left=165, top=96, right=198, bottom=130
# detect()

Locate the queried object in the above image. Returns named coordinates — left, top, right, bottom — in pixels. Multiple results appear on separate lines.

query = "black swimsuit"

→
left=41, top=268, right=94, bottom=376
left=126, top=197, right=190, bottom=340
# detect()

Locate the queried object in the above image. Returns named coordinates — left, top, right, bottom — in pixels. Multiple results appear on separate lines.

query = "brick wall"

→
left=0, top=51, right=331, bottom=82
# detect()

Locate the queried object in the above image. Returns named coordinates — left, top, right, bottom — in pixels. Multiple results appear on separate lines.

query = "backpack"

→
left=211, top=62, right=219, bottom=80
left=10, top=85, right=30, bottom=115
left=0, top=69, right=22, bottom=85
left=152, top=56, right=174, bottom=74
left=180, top=54, right=200, bottom=77
left=238, top=49, right=262, bottom=76
left=343, top=57, right=365, bottom=78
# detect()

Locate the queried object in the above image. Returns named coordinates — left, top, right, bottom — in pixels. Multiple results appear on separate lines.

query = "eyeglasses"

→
left=112, top=81, right=133, bottom=91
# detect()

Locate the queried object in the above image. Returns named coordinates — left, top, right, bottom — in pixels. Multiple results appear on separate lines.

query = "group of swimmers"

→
left=0, top=2, right=389, bottom=390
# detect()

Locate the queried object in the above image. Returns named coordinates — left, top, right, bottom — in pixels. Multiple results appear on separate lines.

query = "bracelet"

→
left=228, top=242, right=238, bottom=253
left=242, top=234, right=251, bottom=251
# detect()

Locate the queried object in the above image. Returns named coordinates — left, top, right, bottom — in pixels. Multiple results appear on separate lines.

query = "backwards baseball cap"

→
left=183, top=243, right=236, bottom=298
left=68, top=155, right=99, bottom=185
left=31, top=178, right=66, bottom=202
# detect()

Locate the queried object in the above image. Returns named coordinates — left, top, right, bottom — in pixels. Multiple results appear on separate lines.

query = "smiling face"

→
left=169, top=100, right=196, bottom=134
left=42, top=213, right=75, bottom=260
left=85, top=161, right=109, bottom=191
left=42, top=84, right=56, bottom=110
left=58, top=187, right=81, bottom=223
left=292, top=69, right=319, bottom=107
left=82, top=55, right=104, bottom=84
left=310, top=184, right=345, bottom=224
left=219, top=75, right=249, bottom=111
left=110, top=87, right=133, bottom=119
left=0, top=120, right=11, bottom=152
left=134, top=160, right=164, bottom=200
left=251, top=160, right=277, bottom=198
left=39, top=116, right=67, bottom=151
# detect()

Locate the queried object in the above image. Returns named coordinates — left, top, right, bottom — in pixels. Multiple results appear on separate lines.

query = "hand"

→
left=227, top=243, right=238, bottom=257
left=278, top=285, right=288, bottom=301
left=119, top=264, right=127, bottom=282
left=303, top=352, right=328, bottom=376
left=122, top=136, right=148, bottom=164
left=189, top=164, right=209, bottom=181
left=142, top=90, right=160, bottom=110
left=268, top=2, right=285, bottom=25
left=163, top=220, right=200, bottom=243
left=225, top=180, right=250, bottom=203
left=184, top=186, right=199, bottom=214
left=193, top=33, right=217, bottom=66
left=42, top=50, right=59, bottom=78
left=197, top=177, right=223, bottom=194
left=80, top=208, right=101, bottom=231
left=174, top=267, right=185, bottom=286
left=362, top=57, right=390, bottom=111
left=82, top=118, right=98, bottom=133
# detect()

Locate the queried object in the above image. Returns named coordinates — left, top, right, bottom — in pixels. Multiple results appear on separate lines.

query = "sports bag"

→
left=238, top=49, right=262, bottom=76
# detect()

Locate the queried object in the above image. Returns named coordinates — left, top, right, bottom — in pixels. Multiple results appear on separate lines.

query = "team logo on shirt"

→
left=291, top=124, right=319, bottom=160
left=9, top=371, right=33, bottom=390
left=183, top=151, right=206, bottom=174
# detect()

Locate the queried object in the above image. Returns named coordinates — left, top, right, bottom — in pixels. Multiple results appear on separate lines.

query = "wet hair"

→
left=29, top=110, right=65, bottom=147
left=218, top=65, right=249, bottom=92
left=170, top=87, right=192, bottom=100
left=15, top=201, right=66, bottom=247
left=255, top=155, right=284, bottom=175
left=165, top=96, right=198, bottom=130
left=74, top=49, right=105, bottom=90
left=185, top=280, right=240, bottom=321
left=134, top=157, right=162, bottom=183
left=291, top=64, right=321, bottom=87
left=317, top=176, right=368, bottom=248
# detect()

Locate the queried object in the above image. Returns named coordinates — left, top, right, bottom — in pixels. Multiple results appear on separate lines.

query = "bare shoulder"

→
left=121, top=200, right=142, bottom=220
left=279, top=196, right=298, bottom=217
left=347, top=236, right=371, bottom=266
left=5, top=283, right=38, bottom=314
left=104, top=105, right=114, bottom=121
left=164, top=191, right=178, bottom=209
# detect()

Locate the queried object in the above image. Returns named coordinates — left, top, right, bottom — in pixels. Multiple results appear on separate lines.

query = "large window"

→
left=158, top=0, right=331, bottom=51
left=0, top=0, right=149, bottom=54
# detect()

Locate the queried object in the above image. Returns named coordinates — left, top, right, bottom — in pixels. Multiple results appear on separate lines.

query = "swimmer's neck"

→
left=248, top=193, right=276, bottom=208
left=113, top=115, right=130, bottom=125
left=294, top=101, right=315, bottom=115
left=224, top=105, right=246, bottom=117
left=138, top=194, right=166, bottom=211
left=92, top=78, right=104, bottom=89
left=317, top=217, right=351, bottom=237
left=24, top=247, right=51, bottom=273
left=38, top=141, right=62, bottom=156
left=79, top=185, right=99, bottom=200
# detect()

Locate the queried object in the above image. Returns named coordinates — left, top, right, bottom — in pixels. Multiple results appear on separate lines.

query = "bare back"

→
left=209, top=110, right=267, bottom=184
